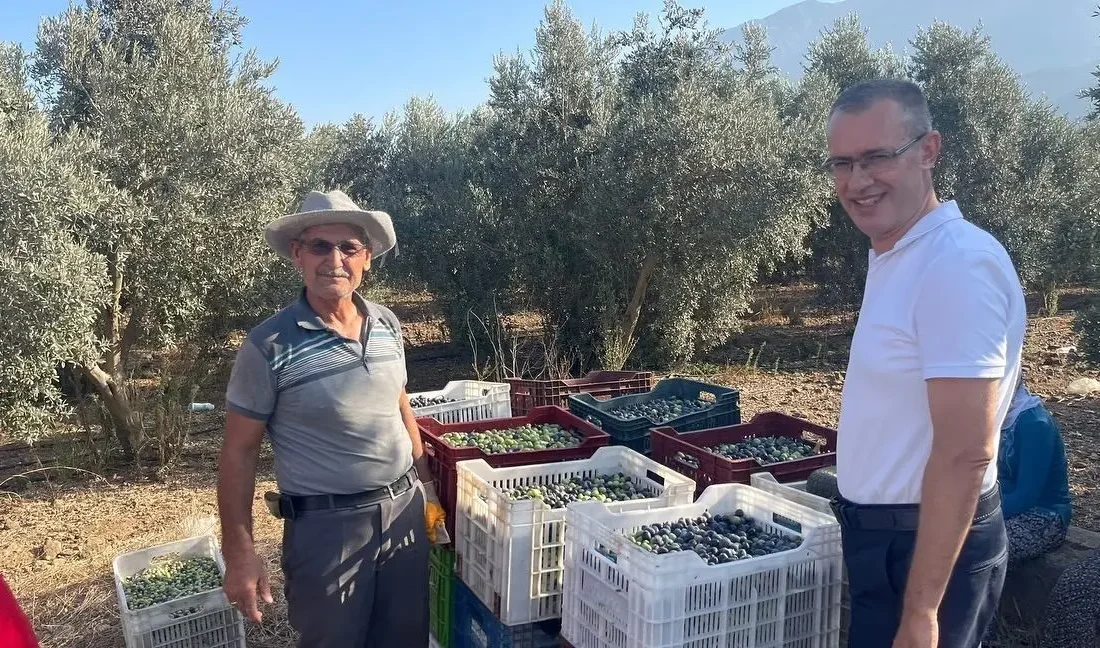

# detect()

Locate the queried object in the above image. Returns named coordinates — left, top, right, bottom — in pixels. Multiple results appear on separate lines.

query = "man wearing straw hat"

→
left=216, top=189, right=445, bottom=647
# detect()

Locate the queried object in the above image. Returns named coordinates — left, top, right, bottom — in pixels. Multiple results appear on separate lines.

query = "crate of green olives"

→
left=454, top=445, right=696, bottom=625
left=418, top=406, right=611, bottom=540
left=561, top=483, right=843, bottom=648
left=651, top=411, right=837, bottom=496
left=566, top=378, right=741, bottom=454
left=112, top=534, right=245, bottom=648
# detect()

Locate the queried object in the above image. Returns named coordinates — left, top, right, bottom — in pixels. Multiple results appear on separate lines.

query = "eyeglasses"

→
left=296, top=238, right=369, bottom=258
left=822, top=132, right=928, bottom=176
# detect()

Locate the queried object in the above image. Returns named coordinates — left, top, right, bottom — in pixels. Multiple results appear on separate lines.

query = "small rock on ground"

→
left=1066, top=377, right=1100, bottom=396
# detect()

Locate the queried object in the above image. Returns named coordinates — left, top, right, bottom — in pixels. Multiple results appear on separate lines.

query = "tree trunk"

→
left=609, top=251, right=659, bottom=369
left=104, top=249, right=125, bottom=378
left=80, top=363, right=139, bottom=460
left=1041, top=282, right=1060, bottom=318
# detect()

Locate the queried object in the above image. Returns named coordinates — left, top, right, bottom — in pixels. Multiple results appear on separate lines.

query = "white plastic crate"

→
left=411, top=380, right=512, bottom=423
left=750, top=473, right=850, bottom=645
left=748, top=473, right=832, bottom=517
left=561, top=483, right=844, bottom=648
left=455, top=445, right=696, bottom=625
left=112, top=535, right=245, bottom=648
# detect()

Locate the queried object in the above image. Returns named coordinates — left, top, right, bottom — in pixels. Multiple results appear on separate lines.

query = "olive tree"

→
left=912, top=21, right=1096, bottom=313
left=7, top=0, right=303, bottom=454
left=0, top=44, right=112, bottom=444
left=371, top=98, right=518, bottom=338
left=480, top=1, right=831, bottom=368
left=1082, top=5, right=1100, bottom=120
left=1074, top=6, right=1100, bottom=363
left=792, top=14, right=907, bottom=306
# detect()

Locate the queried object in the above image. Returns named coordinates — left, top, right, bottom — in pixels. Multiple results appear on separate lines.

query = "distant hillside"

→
left=723, top=0, right=1100, bottom=120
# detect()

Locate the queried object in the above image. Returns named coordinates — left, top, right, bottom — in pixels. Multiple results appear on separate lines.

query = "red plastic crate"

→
left=418, top=406, right=611, bottom=538
left=650, top=411, right=837, bottom=496
left=505, top=371, right=654, bottom=416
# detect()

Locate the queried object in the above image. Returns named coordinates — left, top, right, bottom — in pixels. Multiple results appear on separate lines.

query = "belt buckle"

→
left=385, top=483, right=397, bottom=500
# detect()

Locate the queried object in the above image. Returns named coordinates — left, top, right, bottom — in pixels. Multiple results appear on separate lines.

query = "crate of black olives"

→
left=418, top=406, right=611, bottom=540
left=650, top=411, right=837, bottom=496
left=112, top=535, right=245, bottom=648
left=410, top=380, right=512, bottom=424
left=454, top=445, right=696, bottom=626
left=566, top=378, right=740, bottom=455
left=561, top=483, right=843, bottom=648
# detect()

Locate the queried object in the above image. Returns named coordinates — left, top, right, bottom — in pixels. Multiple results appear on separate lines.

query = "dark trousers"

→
left=835, top=487, right=1008, bottom=648
left=280, top=482, right=430, bottom=648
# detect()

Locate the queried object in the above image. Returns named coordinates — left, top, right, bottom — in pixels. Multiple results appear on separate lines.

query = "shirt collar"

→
left=868, top=199, right=963, bottom=263
left=293, top=288, right=371, bottom=331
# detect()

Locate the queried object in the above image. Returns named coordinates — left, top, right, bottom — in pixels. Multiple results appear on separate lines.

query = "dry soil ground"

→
left=0, top=285, right=1096, bottom=648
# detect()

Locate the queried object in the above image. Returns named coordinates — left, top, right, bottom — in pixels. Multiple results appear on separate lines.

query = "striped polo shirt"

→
left=225, top=289, right=413, bottom=495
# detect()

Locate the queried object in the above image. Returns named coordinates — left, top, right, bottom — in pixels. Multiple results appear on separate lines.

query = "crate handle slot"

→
left=771, top=511, right=803, bottom=535
left=644, top=469, right=665, bottom=487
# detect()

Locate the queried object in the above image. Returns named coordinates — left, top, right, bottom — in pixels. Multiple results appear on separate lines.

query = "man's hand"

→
left=223, top=550, right=273, bottom=623
left=893, top=608, right=938, bottom=648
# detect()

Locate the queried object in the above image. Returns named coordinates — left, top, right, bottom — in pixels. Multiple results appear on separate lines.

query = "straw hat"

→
left=264, top=189, right=397, bottom=260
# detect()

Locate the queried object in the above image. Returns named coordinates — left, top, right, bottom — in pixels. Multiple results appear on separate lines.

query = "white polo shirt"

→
left=836, top=200, right=1026, bottom=505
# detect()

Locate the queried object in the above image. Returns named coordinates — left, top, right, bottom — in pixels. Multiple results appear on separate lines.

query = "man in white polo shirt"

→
left=825, top=79, right=1026, bottom=647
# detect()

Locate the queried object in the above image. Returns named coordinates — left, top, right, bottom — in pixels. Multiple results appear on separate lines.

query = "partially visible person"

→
left=998, top=379, right=1072, bottom=568
left=0, top=573, right=40, bottom=648
left=1041, top=550, right=1100, bottom=648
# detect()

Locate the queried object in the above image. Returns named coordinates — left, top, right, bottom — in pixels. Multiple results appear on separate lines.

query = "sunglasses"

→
left=296, top=238, right=369, bottom=258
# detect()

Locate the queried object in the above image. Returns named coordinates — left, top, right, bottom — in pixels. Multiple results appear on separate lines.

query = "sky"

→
left=0, top=0, right=812, bottom=128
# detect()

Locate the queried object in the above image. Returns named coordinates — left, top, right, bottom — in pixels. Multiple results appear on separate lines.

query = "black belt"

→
left=830, top=484, right=1001, bottom=532
left=272, top=467, right=419, bottom=519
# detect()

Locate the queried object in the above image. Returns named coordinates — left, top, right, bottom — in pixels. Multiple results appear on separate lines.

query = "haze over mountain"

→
left=723, top=0, right=1100, bottom=120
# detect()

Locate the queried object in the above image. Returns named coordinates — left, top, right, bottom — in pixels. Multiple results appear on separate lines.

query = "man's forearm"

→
left=902, top=452, right=989, bottom=613
left=217, top=450, right=259, bottom=559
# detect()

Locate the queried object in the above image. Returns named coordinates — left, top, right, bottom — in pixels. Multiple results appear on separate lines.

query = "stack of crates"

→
left=420, top=404, right=611, bottom=647
left=420, top=389, right=532, bottom=648
left=452, top=446, right=696, bottom=648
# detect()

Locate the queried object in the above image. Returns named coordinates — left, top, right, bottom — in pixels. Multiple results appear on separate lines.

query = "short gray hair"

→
left=830, top=79, right=933, bottom=137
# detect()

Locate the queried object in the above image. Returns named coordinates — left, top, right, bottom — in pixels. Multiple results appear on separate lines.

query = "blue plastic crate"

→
left=454, top=580, right=561, bottom=648
left=567, top=378, right=740, bottom=455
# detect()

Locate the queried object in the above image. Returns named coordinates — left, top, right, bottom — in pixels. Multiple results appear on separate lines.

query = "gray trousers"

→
left=281, top=482, right=430, bottom=648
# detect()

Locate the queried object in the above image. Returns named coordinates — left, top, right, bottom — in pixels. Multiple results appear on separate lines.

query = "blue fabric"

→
left=997, top=404, right=1072, bottom=526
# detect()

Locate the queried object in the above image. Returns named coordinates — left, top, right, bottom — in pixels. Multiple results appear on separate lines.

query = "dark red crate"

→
left=651, top=411, right=837, bottom=496
left=418, top=406, right=611, bottom=538
left=505, top=371, right=654, bottom=416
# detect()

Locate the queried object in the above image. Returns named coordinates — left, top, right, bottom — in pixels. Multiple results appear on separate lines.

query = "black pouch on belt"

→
left=263, top=491, right=283, bottom=519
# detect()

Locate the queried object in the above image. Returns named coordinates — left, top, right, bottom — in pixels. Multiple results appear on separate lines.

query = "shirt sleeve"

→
left=914, top=249, right=1015, bottom=380
left=225, top=338, right=277, bottom=421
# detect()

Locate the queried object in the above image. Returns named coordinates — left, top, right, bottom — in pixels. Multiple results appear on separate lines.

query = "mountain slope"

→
left=723, top=0, right=1100, bottom=119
